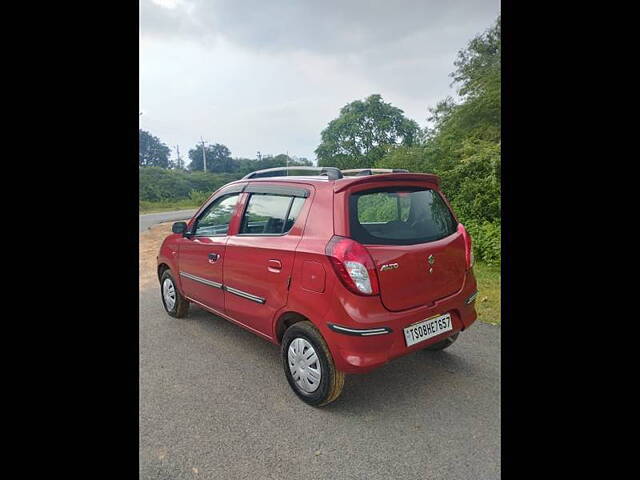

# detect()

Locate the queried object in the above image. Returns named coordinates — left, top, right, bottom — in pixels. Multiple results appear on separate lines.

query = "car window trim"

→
left=348, top=186, right=458, bottom=246
left=244, top=184, right=309, bottom=198
left=236, top=193, right=303, bottom=237
left=191, top=192, right=241, bottom=237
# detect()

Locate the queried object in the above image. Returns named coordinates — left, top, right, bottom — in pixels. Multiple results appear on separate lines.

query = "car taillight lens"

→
left=458, top=223, right=474, bottom=269
left=325, top=236, right=380, bottom=296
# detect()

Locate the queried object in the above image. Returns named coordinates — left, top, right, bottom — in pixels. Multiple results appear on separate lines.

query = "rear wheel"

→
left=281, top=321, right=345, bottom=407
left=424, top=332, right=459, bottom=351
left=160, top=270, right=189, bottom=318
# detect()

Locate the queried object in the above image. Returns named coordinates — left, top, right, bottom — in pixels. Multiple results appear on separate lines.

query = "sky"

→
left=140, top=0, right=499, bottom=165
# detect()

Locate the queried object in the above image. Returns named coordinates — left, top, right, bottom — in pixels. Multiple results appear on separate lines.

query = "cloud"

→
left=140, top=0, right=499, bottom=161
left=142, top=0, right=498, bottom=53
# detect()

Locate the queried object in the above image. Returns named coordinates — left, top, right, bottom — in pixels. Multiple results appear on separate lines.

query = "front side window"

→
left=349, top=187, right=457, bottom=245
left=240, top=194, right=305, bottom=235
left=193, top=194, right=240, bottom=236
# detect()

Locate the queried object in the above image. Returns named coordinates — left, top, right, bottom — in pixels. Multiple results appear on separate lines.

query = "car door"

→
left=177, top=191, right=242, bottom=313
left=223, top=183, right=311, bottom=338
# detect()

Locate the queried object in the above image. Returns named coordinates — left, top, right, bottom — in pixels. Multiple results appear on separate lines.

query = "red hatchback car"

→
left=157, top=167, right=478, bottom=406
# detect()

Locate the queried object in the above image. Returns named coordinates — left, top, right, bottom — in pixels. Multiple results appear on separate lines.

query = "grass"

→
left=139, top=199, right=202, bottom=214
left=473, top=261, right=501, bottom=325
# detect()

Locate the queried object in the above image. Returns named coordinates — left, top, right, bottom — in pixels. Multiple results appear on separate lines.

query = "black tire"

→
left=160, top=270, right=189, bottom=318
left=424, top=332, right=459, bottom=351
left=281, top=321, right=345, bottom=407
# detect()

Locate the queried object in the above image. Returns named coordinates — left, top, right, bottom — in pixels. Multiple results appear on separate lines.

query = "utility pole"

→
left=175, top=145, right=183, bottom=170
left=200, top=137, right=207, bottom=172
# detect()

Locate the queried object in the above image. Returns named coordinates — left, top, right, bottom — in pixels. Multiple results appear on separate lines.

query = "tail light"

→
left=325, top=236, right=380, bottom=296
left=457, top=223, right=474, bottom=269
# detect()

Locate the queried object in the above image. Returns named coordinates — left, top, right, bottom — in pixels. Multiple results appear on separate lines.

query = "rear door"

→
left=348, top=185, right=466, bottom=312
left=223, top=183, right=310, bottom=337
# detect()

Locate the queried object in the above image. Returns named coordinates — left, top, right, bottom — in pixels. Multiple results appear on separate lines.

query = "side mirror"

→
left=172, top=221, right=188, bottom=234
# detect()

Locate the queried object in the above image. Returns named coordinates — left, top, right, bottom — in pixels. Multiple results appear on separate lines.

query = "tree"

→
left=139, top=167, right=238, bottom=203
left=139, top=129, right=171, bottom=168
left=426, top=16, right=500, bottom=145
left=378, top=16, right=501, bottom=209
left=138, top=167, right=191, bottom=201
left=271, top=154, right=312, bottom=168
left=174, top=149, right=186, bottom=170
left=188, top=143, right=235, bottom=173
left=374, top=16, right=501, bottom=264
left=234, top=154, right=314, bottom=177
left=315, top=94, right=419, bottom=169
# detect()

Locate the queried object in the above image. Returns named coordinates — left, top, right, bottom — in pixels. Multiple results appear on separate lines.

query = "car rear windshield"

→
left=349, top=187, right=458, bottom=245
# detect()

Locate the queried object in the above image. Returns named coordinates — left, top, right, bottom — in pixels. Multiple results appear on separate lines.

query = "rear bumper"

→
left=319, top=270, right=478, bottom=374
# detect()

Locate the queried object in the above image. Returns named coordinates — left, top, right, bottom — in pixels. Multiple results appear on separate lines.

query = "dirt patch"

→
left=140, top=222, right=174, bottom=291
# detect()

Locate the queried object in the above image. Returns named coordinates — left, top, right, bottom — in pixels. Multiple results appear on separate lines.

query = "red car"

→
left=157, top=167, right=478, bottom=406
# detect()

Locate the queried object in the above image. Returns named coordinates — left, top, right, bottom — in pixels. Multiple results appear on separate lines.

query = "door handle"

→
left=208, top=253, right=220, bottom=263
left=267, top=259, right=282, bottom=273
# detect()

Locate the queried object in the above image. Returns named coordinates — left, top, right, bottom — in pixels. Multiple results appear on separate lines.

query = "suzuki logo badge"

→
left=428, top=254, right=435, bottom=274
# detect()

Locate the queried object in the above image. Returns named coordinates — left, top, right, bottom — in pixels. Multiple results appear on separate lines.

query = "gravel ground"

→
left=140, top=209, right=197, bottom=233
left=139, top=285, right=500, bottom=479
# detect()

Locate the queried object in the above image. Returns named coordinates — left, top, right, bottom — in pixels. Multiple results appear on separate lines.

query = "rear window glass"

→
left=349, top=187, right=457, bottom=245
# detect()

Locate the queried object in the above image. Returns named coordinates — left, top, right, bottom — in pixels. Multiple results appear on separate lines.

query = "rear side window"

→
left=349, top=187, right=457, bottom=245
left=240, top=194, right=305, bottom=235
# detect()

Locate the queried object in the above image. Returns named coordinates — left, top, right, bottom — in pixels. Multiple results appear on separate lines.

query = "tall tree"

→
left=378, top=16, right=501, bottom=199
left=315, top=94, right=419, bottom=169
left=139, top=129, right=171, bottom=168
left=425, top=17, right=501, bottom=213
left=426, top=16, right=500, bottom=146
left=373, top=17, right=501, bottom=263
left=188, top=143, right=235, bottom=173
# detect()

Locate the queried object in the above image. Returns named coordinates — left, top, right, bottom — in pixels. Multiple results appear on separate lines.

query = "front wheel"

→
left=160, top=270, right=189, bottom=318
left=281, top=321, right=345, bottom=407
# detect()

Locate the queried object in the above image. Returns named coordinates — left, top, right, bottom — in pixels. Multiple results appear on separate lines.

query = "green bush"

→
left=185, top=171, right=237, bottom=195
left=464, top=220, right=501, bottom=266
left=189, top=190, right=211, bottom=205
left=139, top=167, right=191, bottom=201
left=139, top=167, right=238, bottom=202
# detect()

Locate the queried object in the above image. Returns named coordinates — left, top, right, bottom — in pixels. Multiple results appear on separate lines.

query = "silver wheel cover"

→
left=287, top=337, right=322, bottom=393
left=162, top=278, right=176, bottom=311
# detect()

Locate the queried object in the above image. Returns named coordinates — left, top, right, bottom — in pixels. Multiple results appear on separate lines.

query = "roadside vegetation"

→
left=139, top=159, right=312, bottom=212
left=139, top=17, right=501, bottom=323
left=473, top=262, right=500, bottom=325
left=139, top=198, right=204, bottom=214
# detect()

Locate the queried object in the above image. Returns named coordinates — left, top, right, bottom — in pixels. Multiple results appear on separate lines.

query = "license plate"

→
left=403, top=313, right=453, bottom=347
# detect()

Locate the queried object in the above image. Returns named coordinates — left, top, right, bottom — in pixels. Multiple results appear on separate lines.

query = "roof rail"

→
left=242, top=166, right=343, bottom=180
left=341, top=168, right=409, bottom=176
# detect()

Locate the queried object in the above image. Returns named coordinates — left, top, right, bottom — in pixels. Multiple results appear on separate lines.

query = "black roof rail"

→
left=242, top=166, right=343, bottom=180
left=341, top=168, right=409, bottom=176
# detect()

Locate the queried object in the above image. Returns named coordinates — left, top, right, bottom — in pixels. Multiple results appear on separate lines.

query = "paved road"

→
left=140, top=287, right=500, bottom=479
left=140, top=209, right=197, bottom=232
